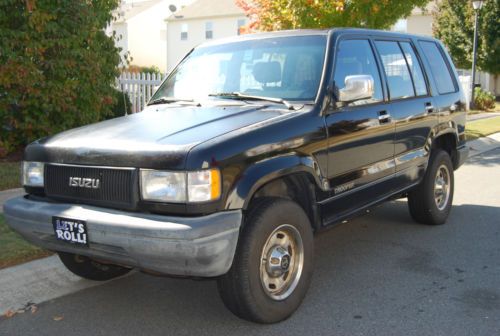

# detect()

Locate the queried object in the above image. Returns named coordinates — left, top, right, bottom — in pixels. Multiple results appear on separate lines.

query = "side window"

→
left=400, top=42, right=428, bottom=96
left=375, top=41, right=415, bottom=100
left=334, top=39, right=383, bottom=105
left=419, top=41, right=456, bottom=94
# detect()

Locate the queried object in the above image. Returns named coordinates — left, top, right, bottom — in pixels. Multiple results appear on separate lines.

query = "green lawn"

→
left=0, top=162, right=21, bottom=191
left=465, top=116, right=500, bottom=141
left=0, top=214, right=52, bottom=269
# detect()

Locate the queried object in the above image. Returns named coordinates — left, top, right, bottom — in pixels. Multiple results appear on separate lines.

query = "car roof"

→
left=198, top=27, right=439, bottom=49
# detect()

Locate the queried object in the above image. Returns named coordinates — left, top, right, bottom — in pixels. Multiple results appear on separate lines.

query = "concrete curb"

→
left=0, top=132, right=499, bottom=316
left=467, top=132, right=500, bottom=158
left=0, top=255, right=105, bottom=315
left=0, top=188, right=24, bottom=213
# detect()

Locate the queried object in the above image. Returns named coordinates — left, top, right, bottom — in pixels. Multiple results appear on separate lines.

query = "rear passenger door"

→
left=417, top=40, right=464, bottom=136
left=374, top=39, right=436, bottom=184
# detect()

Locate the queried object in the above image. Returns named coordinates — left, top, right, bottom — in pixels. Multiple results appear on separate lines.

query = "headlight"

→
left=140, top=169, right=221, bottom=203
left=22, top=161, right=45, bottom=187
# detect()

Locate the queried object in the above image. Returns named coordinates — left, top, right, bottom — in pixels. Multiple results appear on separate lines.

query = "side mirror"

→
left=336, top=75, right=375, bottom=103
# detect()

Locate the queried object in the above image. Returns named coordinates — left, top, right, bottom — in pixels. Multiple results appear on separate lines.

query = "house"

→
left=111, top=0, right=194, bottom=72
left=165, top=0, right=247, bottom=71
left=391, top=2, right=436, bottom=37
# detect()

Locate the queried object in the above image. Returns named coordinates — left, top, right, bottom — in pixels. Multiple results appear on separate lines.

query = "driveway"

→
left=0, top=148, right=499, bottom=335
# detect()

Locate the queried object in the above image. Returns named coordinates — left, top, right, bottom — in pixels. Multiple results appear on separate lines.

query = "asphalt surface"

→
left=1, top=148, right=499, bottom=336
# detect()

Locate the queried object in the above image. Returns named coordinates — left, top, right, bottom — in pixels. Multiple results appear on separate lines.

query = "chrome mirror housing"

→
left=337, top=75, right=375, bottom=103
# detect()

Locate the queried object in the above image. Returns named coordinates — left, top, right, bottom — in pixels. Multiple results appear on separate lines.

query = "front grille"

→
left=45, top=164, right=137, bottom=209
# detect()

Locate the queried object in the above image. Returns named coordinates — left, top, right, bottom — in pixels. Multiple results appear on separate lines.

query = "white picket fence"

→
left=116, top=72, right=167, bottom=113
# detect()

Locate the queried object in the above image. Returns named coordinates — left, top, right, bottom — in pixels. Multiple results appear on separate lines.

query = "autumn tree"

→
left=236, top=0, right=430, bottom=32
left=0, top=0, right=122, bottom=156
left=433, top=0, right=499, bottom=75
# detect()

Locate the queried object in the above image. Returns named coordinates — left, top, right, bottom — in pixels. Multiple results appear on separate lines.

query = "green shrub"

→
left=123, top=65, right=162, bottom=75
left=0, top=0, right=122, bottom=157
left=105, top=89, right=132, bottom=120
left=474, top=87, right=496, bottom=111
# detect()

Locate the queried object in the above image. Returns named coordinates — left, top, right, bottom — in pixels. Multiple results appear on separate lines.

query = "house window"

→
left=181, top=23, right=188, bottom=41
left=205, top=22, right=213, bottom=39
left=237, top=19, right=246, bottom=35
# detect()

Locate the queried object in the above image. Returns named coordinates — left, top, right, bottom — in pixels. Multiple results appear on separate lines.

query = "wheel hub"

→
left=260, top=224, right=304, bottom=301
left=266, top=246, right=291, bottom=276
left=434, top=164, right=451, bottom=211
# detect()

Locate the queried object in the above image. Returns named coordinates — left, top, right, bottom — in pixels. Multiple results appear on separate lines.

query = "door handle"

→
left=425, top=102, right=434, bottom=113
left=378, top=110, right=391, bottom=124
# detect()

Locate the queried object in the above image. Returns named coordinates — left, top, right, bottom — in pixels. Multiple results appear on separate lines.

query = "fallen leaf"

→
left=3, top=310, right=16, bottom=318
left=53, top=315, right=64, bottom=321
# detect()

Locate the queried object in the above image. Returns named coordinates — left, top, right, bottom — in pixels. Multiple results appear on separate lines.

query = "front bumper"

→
left=4, top=196, right=242, bottom=277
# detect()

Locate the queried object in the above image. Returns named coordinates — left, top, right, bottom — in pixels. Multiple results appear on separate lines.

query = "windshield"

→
left=153, top=35, right=327, bottom=102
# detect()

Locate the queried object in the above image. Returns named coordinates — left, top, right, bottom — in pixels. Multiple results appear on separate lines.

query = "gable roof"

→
left=167, top=0, right=244, bottom=21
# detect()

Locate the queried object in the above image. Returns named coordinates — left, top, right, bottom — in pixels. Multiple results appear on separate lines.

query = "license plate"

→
left=52, top=216, right=88, bottom=246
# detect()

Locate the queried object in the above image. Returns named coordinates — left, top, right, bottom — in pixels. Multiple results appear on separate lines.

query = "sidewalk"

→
left=466, top=112, right=500, bottom=122
left=0, top=132, right=499, bottom=316
left=467, top=131, right=500, bottom=157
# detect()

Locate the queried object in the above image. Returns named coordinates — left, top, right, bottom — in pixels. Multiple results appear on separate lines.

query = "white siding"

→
left=113, top=22, right=129, bottom=66
left=166, top=16, right=247, bottom=71
left=126, top=2, right=169, bottom=71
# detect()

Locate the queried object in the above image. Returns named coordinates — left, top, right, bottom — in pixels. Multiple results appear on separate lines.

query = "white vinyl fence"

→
left=116, top=72, right=473, bottom=113
left=116, top=72, right=167, bottom=113
left=459, top=75, right=472, bottom=108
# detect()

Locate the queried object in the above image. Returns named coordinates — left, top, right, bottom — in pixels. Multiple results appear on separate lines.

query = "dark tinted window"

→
left=375, top=41, right=414, bottom=100
left=334, top=39, right=383, bottom=105
left=419, top=41, right=456, bottom=94
left=400, top=42, right=428, bottom=96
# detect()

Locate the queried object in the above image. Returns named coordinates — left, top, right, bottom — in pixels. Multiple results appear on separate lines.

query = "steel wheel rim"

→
left=434, top=164, right=451, bottom=211
left=259, top=224, right=304, bottom=301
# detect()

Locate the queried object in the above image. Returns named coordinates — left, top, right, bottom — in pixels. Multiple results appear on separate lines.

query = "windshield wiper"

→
left=208, top=92, right=295, bottom=110
left=148, top=97, right=195, bottom=106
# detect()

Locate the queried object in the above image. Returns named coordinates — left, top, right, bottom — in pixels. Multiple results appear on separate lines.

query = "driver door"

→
left=322, top=38, right=395, bottom=224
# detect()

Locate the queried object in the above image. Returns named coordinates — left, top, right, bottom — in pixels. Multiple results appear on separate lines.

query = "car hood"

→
left=25, top=103, right=286, bottom=169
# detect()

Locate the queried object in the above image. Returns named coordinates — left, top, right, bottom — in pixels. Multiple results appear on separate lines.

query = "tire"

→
left=58, top=252, right=132, bottom=281
left=408, top=149, right=454, bottom=225
left=217, top=197, right=314, bottom=324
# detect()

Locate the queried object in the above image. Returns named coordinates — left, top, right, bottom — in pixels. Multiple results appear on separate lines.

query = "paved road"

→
left=1, top=148, right=499, bottom=336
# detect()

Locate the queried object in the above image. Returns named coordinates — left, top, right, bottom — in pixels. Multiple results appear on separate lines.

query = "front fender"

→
left=225, top=154, right=327, bottom=210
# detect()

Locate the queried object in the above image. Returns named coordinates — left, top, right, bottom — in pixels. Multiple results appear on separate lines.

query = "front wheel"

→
left=217, top=198, right=314, bottom=324
left=408, top=149, right=454, bottom=225
left=58, top=252, right=132, bottom=281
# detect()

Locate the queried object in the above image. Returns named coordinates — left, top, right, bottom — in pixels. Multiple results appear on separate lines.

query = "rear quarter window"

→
left=418, top=41, right=456, bottom=95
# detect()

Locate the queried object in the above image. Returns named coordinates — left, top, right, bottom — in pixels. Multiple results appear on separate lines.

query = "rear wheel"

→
left=217, top=198, right=314, bottom=323
left=58, top=252, right=131, bottom=281
left=408, top=149, right=454, bottom=225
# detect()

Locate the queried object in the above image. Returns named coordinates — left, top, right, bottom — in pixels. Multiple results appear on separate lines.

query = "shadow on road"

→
left=466, top=147, right=500, bottom=167
left=1, top=200, right=499, bottom=335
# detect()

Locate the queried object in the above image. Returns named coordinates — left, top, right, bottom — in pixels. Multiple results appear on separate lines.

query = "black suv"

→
left=5, top=28, right=468, bottom=323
